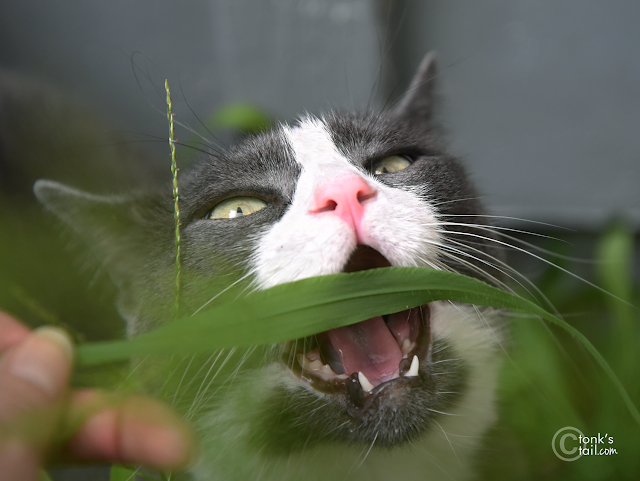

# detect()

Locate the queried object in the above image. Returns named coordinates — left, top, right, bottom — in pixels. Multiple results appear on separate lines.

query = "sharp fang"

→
left=358, top=372, right=375, bottom=392
left=405, top=355, right=419, bottom=377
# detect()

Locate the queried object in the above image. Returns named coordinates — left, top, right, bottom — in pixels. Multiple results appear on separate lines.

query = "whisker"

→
left=436, top=229, right=633, bottom=305
left=435, top=236, right=557, bottom=311
left=433, top=419, right=462, bottom=466
left=440, top=213, right=573, bottom=231
left=192, top=271, right=254, bottom=315
left=185, top=349, right=231, bottom=420
left=436, top=221, right=596, bottom=263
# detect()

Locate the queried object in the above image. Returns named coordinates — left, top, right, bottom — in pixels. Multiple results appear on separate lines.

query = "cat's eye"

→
left=370, top=155, right=411, bottom=175
left=206, top=196, right=268, bottom=219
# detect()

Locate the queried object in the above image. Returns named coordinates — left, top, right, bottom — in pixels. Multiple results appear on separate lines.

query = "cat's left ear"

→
left=392, top=51, right=438, bottom=128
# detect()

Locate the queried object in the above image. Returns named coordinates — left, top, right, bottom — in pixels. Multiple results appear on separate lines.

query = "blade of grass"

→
left=110, top=465, right=136, bottom=481
left=74, top=267, right=640, bottom=426
left=110, top=465, right=161, bottom=481
left=39, top=471, right=54, bottom=481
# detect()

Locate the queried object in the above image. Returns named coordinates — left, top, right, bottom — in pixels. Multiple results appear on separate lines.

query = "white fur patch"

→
left=251, top=117, right=442, bottom=288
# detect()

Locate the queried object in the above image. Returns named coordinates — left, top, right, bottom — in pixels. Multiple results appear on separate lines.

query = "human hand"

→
left=0, top=311, right=194, bottom=480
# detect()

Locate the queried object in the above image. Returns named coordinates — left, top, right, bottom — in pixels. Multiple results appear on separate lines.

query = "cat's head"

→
left=35, top=53, right=505, bottom=478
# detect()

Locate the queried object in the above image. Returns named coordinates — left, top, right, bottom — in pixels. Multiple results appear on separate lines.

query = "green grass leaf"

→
left=39, top=470, right=54, bottom=481
left=110, top=465, right=136, bottom=481
left=75, top=267, right=640, bottom=426
left=110, top=465, right=163, bottom=481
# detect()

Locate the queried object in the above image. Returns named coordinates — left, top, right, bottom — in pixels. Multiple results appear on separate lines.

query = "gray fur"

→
left=31, top=53, right=506, bottom=480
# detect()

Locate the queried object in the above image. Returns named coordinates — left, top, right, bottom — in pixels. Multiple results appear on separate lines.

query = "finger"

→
left=0, top=326, right=74, bottom=481
left=62, top=391, right=195, bottom=470
left=0, top=312, right=31, bottom=352
left=0, top=327, right=74, bottom=423
left=0, top=443, right=39, bottom=481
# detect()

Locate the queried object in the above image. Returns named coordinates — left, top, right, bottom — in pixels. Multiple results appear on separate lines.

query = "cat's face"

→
left=36, top=54, right=506, bottom=480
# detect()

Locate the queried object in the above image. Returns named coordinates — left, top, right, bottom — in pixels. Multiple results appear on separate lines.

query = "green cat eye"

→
left=371, top=155, right=411, bottom=175
left=207, top=196, right=268, bottom=219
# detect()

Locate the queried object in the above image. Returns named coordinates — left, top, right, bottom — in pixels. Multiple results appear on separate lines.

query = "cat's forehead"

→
left=285, top=113, right=408, bottom=169
left=286, top=116, right=360, bottom=178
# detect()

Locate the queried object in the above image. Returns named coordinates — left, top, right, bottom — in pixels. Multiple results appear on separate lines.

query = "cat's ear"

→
left=392, top=51, right=438, bottom=127
left=34, top=179, right=144, bottom=282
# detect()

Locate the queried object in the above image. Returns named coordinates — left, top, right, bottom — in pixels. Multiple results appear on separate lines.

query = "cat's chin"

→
left=281, top=245, right=433, bottom=417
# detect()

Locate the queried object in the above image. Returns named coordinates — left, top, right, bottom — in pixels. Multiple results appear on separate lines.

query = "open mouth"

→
left=282, top=245, right=432, bottom=411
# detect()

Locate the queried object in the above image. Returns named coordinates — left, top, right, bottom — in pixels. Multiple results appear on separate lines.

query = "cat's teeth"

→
left=358, top=372, right=375, bottom=392
left=321, top=364, right=333, bottom=375
left=297, top=354, right=322, bottom=372
left=308, top=361, right=324, bottom=371
left=307, top=360, right=323, bottom=371
left=405, top=355, right=419, bottom=377
left=401, top=339, right=412, bottom=356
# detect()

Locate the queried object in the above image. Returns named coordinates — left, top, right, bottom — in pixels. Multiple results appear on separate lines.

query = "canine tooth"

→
left=405, top=355, right=419, bottom=377
left=358, top=372, right=375, bottom=392
left=348, top=373, right=366, bottom=408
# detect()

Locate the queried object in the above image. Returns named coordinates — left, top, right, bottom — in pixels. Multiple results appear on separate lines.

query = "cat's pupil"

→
left=236, top=207, right=243, bottom=215
left=382, top=167, right=389, bottom=173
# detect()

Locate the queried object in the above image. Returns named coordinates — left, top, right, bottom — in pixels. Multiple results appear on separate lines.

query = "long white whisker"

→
left=436, top=221, right=595, bottom=263
left=436, top=229, right=633, bottom=305
left=433, top=419, right=461, bottom=466
left=185, top=349, right=231, bottom=420
left=439, top=213, right=573, bottom=230
left=192, top=271, right=254, bottom=315
left=437, top=236, right=558, bottom=312
left=419, top=237, right=520, bottom=294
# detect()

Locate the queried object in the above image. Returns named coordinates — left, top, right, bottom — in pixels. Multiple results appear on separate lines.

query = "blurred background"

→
left=0, top=0, right=638, bottom=480
left=1, top=0, right=638, bottom=228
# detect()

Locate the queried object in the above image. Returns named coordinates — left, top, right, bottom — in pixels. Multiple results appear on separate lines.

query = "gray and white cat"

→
left=35, top=53, right=506, bottom=481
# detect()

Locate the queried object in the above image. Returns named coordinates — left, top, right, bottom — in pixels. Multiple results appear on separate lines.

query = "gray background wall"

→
left=0, top=0, right=638, bottom=230
left=384, top=0, right=640, bottom=230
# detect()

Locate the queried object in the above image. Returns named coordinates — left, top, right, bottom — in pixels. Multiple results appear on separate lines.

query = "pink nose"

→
left=310, top=175, right=376, bottom=243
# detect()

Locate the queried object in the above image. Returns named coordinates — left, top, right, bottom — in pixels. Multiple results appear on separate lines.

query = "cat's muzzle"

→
left=281, top=246, right=432, bottom=416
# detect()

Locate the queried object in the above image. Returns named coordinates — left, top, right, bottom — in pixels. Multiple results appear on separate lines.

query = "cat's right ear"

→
left=392, top=51, right=438, bottom=128
left=34, top=179, right=142, bottom=280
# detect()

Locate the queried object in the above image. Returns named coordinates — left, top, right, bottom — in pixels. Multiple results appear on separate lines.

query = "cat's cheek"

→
left=359, top=186, right=442, bottom=268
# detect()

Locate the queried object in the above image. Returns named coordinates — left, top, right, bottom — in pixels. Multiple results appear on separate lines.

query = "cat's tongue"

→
left=325, top=317, right=402, bottom=386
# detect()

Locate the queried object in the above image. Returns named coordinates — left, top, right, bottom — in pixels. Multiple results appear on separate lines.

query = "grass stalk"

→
left=165, top=80, right=181, bottom=319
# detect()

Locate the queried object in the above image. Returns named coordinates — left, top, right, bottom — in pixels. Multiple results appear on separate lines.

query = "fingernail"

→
left=8, top=327, right=74, bottom=395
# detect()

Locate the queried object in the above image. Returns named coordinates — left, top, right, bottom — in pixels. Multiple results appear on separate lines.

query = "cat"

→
left=34, top=53, right=507, bottom=481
